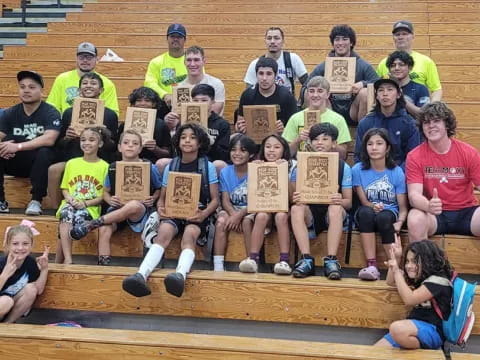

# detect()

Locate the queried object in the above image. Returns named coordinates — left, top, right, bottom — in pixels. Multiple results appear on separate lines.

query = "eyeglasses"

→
left=77, top=54, right=95, bottom=61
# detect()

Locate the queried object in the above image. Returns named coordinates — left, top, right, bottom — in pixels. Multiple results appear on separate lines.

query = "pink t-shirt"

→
left=406, top=138, right=480, bottom=211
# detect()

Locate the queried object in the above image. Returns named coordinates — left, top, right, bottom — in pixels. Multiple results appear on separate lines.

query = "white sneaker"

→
left=25, top=200, right=42, bottom=216
left=239, top=258, right=258, bottom=273
left=141, top=212, right=159, bottom=248
left=274, top=261, right=292, bottom=275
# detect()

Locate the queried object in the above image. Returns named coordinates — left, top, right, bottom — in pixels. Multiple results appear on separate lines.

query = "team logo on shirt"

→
left=69, top=174, right=103, bottom=199
left=66, top=86, right=80, bottom=106
left=365, top=175, right=395, bottom=205
left=424, top=166, right=465, bottom=180
left=13, top=124, right=45, bottom=139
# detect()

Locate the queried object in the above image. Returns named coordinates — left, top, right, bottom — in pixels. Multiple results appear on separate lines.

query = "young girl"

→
left=123, top=123, right=219, bottom=298
left=0, top=221, right=49, bottom=323
left=239, top=134, right=294, bottom=275
left=56, top=127, right=110, bottom=264
left=375, top=240, right=453, bottom=350
left=213, top=134, right=257, bottom=271
left=352, top=128, right=407, bottom=280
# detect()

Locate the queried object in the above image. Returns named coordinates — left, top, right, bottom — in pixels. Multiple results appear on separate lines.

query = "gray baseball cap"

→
left=77, top=42, right=97, bottom=56
left=392, top=20, right=414, bottom=34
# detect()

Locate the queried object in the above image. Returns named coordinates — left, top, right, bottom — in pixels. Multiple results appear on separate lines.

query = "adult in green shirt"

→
left=144, top=24, right=188, bottom=108
left=282, top=76, right=351, bottom=159
left=46, top=42, right=119, bottom=116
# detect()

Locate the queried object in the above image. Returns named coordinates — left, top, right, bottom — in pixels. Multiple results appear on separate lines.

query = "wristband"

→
left=17, top=143, right=23, bottom=151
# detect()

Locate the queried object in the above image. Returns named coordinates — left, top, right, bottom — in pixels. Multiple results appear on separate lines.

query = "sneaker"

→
left=324, top=258, right=342, bottom=280
left=292, top=257, right=315, bottom=278
left=98, top=255, right=111, bottom=266
left=274, top=261, right=292, bottom=275
left=70, top=222, right=89, bottom=241
left=25, top=200, right=42, bottom=216
left=358, top=265, right=380, bottom=281
left=164, top=272, right=185, bottom=297
left=122, top=273, right=151, bottom=297
left=239, top=258, right=258, bottom=273
left=141, top=212, right=160, bottom=249
left=0, top=200, right=9, bottom=213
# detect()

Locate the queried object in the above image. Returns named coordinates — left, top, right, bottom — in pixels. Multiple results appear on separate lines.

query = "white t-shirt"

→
left=180, top=73, right=226, bottom=103
left=244, top=51, right=308, bottom=93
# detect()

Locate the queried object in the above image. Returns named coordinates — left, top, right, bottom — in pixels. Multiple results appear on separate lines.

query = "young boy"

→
left=123, top=123, right=219, bottom=298
left=290, top=123, right=352, bottom=279
left=69, top=129, right=162, bottom=265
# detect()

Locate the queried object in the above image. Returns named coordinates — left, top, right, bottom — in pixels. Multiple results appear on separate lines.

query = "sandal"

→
left=358, top=265, right=380, bottom=281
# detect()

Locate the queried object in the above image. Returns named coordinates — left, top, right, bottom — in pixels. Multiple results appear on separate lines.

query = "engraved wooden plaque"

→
left=180, top=102, right=209, bottom=128
left=304, top=110, right=321, bottom=131
left=124, top=107, right=157, bottom=143
left=247, top=161, right=289, bottom=213
left=70, top=97, right=105, bottom=134
left=165, top=171, right=201, bottom=219
left=325, top=57, right=356, bottom=93
left=172, top=85, right=192, bottom=114
left=244, top=105, right=277, bottom=144
left=115, top=161, right=151, bottom=203
left=296, top=152, right=339, bottom=204
left=367, top=82, right=375, bottom=113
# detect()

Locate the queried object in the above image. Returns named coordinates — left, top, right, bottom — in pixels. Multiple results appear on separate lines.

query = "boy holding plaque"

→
left=290, top=123, right=352, bottom=279
left=69, top=130, right=162, bottom=266
left=123, top=123, right=219, bottom=298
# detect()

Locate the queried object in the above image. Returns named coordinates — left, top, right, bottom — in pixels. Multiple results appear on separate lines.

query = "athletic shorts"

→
left=383, top=320, right=443, bottom=349
left=435, top=206, right=479, bottom=236
left=107, top=204, right=152, bottom=233
left=161, top=218, right=208, bottom=239
left=307, top=204, right=346, bottom=236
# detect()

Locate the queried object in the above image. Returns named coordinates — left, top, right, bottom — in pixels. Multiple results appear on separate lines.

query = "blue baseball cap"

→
left=167, top=23, right=186, bottom=38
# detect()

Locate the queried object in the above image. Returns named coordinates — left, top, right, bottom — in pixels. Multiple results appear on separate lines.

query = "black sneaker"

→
left=292, top=257, right=315, bottom=278
left=122, top=273, right=151, bottom=297
left=0, top=200, right=9, bottom=213
left=324, top=258, right=342, bottom=280
left=164, top=272, right=185, bottom=297
left=98, top=255, right=112, bottom=266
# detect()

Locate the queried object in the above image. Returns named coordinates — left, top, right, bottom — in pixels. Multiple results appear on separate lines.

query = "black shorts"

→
left=309, top=204, right=329, bottom=235
left=435, top=206, right=480, bottom=236
left=162, top=218, right=208, bottom=239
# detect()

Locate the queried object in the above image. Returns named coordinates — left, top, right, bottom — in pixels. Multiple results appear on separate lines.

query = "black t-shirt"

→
left=58, top=106, right=119, bottom=162
left=0, top=102, right=61, bottom=142
left=207, top=112, right=230, bottom=162
left=0, top=255, right=40, bottom=297
left=238, top=84, right=298, bottom=126
left=407, top=275, right=452, bottom=339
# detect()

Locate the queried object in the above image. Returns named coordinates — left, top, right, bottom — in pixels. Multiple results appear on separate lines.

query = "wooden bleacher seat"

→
left=452, top=353, right=480, bottom=360
left=0, top=323, right=443, bottom=360
left=34, top=264, right=480, bottom=335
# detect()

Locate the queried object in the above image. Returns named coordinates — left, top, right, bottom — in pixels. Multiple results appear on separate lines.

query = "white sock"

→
left=213, top=255, right=225, bottom=272
left=176, top=248, right=195, bottom=278
left=138, top=243, right=164, bottom=279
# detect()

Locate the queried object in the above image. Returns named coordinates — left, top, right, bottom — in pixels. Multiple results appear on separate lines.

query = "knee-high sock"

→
left=138, top=243, right=164, bottom=279
left=176, top=248, right=195, bottom=278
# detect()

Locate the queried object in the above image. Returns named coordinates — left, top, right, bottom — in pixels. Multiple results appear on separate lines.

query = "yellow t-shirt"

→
left=46, top=69, right=119, bottom=115
left=144, top=52, right=187, bottom=99
left=56, top=157, right=109, bottom=219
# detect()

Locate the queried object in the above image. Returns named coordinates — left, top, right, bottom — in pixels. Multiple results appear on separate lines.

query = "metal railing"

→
left=19, top=0, right=63, bottom=25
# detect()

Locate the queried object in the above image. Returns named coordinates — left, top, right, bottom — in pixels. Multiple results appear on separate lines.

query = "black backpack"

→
left=260, top=51, right=295, bottom=93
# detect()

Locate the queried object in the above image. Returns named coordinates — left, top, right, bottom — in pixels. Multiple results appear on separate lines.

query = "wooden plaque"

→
left=180, top=102, right=209, bottom=128
left=244, top=105, right=277, bottom=144
left=304, top=110, right=321, bottom=130
left=165, top=171, right=201, bottom=219
left=367, top=82, right=375, bottom=113
left=247, top=161, right=289, bottom=213
left=124, top=107, right=156, bottom=143
left=172, top=85, right=192, bottom=114
left=324, top=57, right=356, bottom=93
left=296, top=152, right=339, bottom=204
left=70, top=97, right=105, bottom=134
left=115, top=161, right=151, bottom=203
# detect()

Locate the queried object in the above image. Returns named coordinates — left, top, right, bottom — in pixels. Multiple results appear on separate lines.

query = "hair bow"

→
left=3, top=219, right=40, bottom=247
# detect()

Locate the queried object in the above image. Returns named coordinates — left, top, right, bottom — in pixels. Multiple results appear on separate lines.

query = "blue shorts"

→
left=435, top=206, right=479, bottom=236
left=383, top=320, right=443, bottom=349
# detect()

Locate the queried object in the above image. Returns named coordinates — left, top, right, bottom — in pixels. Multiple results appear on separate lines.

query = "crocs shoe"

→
left=239, top=258, right=258, bottom=273
left=292, top=257, right=315, bottom=278
left=323, top=258, right=342, bottom=280
left=122, top=273, right=151, bottom=297
left=358, top=265, right=380, bottom=281
left=273, top=261, right=292, bottom=275
left=164, top=272, right=185, bottom=297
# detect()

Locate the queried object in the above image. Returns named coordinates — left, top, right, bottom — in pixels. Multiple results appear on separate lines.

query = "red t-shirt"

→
left=406, top=138, right=480, bottom=211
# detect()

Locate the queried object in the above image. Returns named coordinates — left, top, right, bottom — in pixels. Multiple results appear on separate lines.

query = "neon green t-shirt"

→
left=56, top=157, right=109, bottom=219
left=46, top=69, right=119, bottom=116
left=144, top=52, right=187, bottom=99
left=376, top=50, right=442, bottom=92
left=282, top=108, right=352, bottom=151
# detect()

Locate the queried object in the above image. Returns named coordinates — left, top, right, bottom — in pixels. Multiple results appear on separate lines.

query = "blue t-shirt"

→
left=220, top=164, right=248, bottom=207
left=352, top=163, right=406, bottom=214
left=104, top=163, right=162, bottom=190
left=402, top=81, right=430, bottom=108
left=291, top=162, right=353, bottom=189
left=162, top=161, right=218, bottom=187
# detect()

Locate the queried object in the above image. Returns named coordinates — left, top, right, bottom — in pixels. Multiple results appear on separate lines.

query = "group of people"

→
left=0, top=20, right=479, bottom=351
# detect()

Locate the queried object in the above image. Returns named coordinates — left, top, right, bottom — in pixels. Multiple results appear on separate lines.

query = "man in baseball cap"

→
left=17, top=70, right=44, bottom=88
left=354, top=77, right=420, bottom=169
left=144, top=24, right=188, bottom=109
left=376, top=20, right=442, bottom=102
left=46, top=41, right=119, bottom=115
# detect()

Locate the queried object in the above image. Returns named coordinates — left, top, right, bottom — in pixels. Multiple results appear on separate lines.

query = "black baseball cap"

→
left=167, top=23, right=186, bottom=38
left=17, top=70, right=44, bottom=88
left=392, top=20, right=414, bottom=34
left=374, top=78, right=401, bottom=92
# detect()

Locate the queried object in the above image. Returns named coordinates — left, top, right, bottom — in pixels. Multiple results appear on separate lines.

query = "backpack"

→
left=432, top=272, right=477, bottom=347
